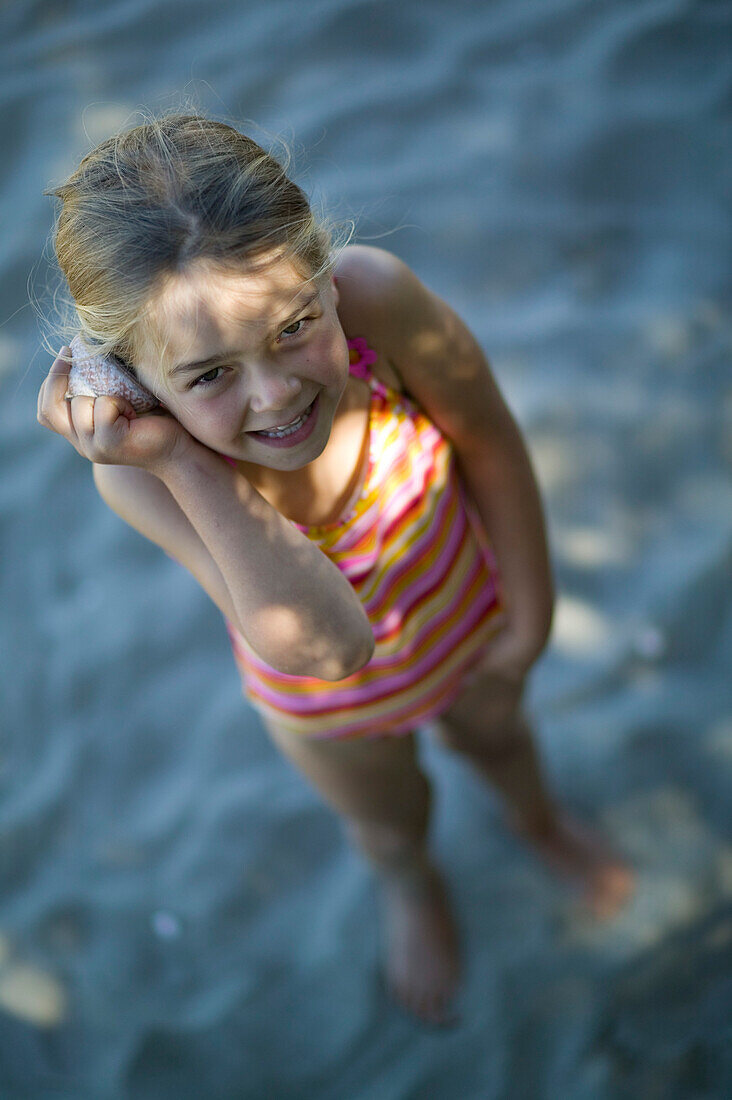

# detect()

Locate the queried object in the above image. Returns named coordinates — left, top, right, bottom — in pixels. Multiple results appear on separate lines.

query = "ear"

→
left=331, top=274, right=340, bottom=307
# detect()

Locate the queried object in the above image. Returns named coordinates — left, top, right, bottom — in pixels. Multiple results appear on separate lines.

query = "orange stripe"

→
left=243, top=602, right=505, bottom=737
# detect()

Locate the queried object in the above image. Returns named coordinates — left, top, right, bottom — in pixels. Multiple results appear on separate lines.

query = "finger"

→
left=47, top=347, right=73, bottom=396
left=38, top=348, right=73, bottom=423
left=38, top=391, right=81, bottom=450
left=92, top=392, right=137, bottom=426
left=68, top=393, right=97, bottom=441
left=90, top=394, right=135, bottom=449
left=49, top=346, right=72, bottom=377
left=39, top=381, right=81, bottom=447
left=36, top=377, right=47, bottom=421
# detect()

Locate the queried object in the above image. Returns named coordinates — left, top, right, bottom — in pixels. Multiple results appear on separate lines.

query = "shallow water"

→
left=1, top=1, right=731, bottom=1097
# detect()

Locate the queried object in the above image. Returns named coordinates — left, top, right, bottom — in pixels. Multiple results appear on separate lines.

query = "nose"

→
left=247, top=363, right=302, bottom=415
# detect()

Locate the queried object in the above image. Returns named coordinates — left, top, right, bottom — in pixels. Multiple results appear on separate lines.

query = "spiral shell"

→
left=65, top=335, right=160, bottom=414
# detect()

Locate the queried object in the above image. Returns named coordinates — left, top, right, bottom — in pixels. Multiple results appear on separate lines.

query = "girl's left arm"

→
left=341, top=247, right=555, bottom=676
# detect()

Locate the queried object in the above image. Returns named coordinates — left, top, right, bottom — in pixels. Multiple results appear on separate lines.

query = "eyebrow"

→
left=169, top=290, right=319, bottom=377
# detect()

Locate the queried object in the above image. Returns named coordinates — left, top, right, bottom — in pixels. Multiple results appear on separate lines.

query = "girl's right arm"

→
left=38, top=350, right=375, bottom=681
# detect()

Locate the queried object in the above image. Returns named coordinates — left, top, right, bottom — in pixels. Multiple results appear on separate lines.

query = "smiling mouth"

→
left=248, top=395, right=319, bottom=445
left=252, top=401, right=313, bottom=437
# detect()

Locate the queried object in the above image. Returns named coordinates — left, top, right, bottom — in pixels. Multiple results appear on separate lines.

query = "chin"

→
left=265, top=444, right=327, bottom=471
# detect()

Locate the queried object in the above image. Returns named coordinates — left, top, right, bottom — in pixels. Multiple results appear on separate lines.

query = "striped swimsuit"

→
left=226, top=337, right=506, bottom=740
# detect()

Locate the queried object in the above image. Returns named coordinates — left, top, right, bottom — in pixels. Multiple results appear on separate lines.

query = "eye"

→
left=191, top=366, right=225, bottom=388
left=278, top=317, right=309, bottom=341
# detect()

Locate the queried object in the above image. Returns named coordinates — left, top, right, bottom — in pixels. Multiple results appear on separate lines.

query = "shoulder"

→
left=334, top=246, right=514, bottom=452
left=333, top=243, right=407, bottom=292
left=333, top=245, right=441, bottom=393
left=333, top=245, right=431, bottom=336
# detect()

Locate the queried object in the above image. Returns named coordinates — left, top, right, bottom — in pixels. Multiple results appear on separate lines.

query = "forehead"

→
left=140, top=254, right=315, bottom=367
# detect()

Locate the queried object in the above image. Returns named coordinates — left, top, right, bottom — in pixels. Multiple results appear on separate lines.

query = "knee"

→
left=436, top=704, right=531, bottom=759
left=434, top=719, right=484, bottom=759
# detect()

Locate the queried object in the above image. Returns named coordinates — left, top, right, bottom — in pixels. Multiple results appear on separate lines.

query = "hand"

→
left=37, top=347, right=198, bottom=474
left=474, top=619, right=549, bottom=685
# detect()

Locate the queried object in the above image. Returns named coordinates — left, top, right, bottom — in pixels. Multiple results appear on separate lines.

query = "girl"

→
left=37, top=113, right=633, bottom=1026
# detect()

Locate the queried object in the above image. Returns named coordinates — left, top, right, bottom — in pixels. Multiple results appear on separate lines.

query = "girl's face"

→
left=133, top=253, right=350, bottom=472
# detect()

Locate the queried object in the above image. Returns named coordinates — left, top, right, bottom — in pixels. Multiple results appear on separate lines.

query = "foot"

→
left=508, top=805, right=636, bottom=919
left=377, top=860, right=462, bottom=1026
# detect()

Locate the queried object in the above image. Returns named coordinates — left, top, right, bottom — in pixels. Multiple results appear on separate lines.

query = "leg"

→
left=437, top=674, right=558, bottom=833
left=263, top=720, right=461, bottom=1024
left=436, top=674, right=635, bottom=918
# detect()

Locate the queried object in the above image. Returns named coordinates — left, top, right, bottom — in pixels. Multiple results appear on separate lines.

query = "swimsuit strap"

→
left=347, top=337, right=387, bottom=397
left=347, top=336, right=377, bottom=379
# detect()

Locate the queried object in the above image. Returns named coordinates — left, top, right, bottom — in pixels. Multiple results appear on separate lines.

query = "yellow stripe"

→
left=243, top=602, right=505, bottom=737
left=355, top=446, right=452, bottom=604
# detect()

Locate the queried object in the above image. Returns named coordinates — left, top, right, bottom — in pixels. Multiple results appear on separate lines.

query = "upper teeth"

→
left=258, top=406, right=309, bottom=437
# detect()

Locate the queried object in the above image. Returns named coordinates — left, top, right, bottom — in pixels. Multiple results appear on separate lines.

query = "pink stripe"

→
left=319, top=447, right=445, bottom=584
left=376, top=435, right=442, bottom=539
left=248, top=600, right=502, bottom=736
left=240, top=559, right=499, bottom=713
left=362, top=476, right=461, bottom=617
left=339, top=446, right=449, bottom=589
left=371, top=515, right=469, bottom=640
left=259, top=663, right=468, bottom=740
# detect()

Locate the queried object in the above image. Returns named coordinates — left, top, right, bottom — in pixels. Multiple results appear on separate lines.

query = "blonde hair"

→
left=45, top=111, right=346, bottom=368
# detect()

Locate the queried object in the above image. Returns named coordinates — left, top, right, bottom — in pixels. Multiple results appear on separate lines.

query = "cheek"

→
left=312, top=329, right=349, bottom=388
left=168, top=396, right=232, bottom=438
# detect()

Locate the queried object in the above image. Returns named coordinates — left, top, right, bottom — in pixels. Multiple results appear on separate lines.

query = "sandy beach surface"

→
left=1, top=1, right=731, bottom=1097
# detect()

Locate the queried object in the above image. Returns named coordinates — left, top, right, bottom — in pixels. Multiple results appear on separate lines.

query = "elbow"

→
left=322, top=629, right=375, bottom=681
left=354, top=629, right=377, bottom=671
left=308, top=627, right=374, bottom=681
left=247, top=608, right=375, bottom=681
left=303, top=603, right=375, bottom=680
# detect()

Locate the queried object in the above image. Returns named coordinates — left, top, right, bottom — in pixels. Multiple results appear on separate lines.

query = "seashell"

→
left=65, top=335, right=161, bottom=414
